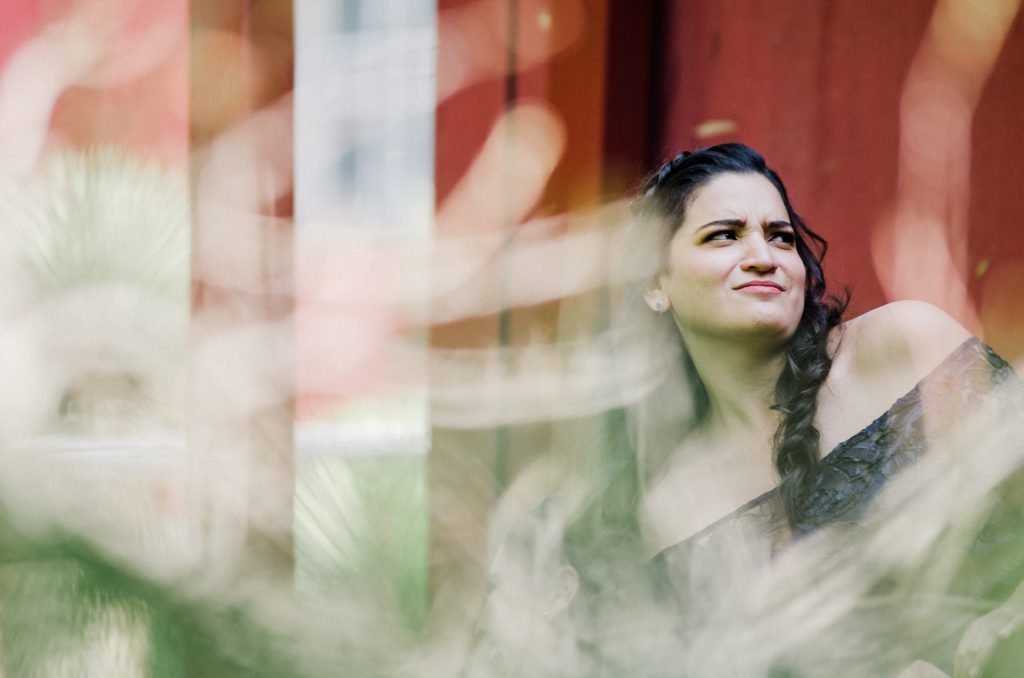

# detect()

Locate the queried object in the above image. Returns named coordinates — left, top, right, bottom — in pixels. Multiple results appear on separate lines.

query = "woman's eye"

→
left=704, top=230, right=736, bottom=242
left=769, top=231, right=796, bottom=245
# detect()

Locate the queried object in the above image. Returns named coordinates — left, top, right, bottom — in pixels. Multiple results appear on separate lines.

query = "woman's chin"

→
left=731, top=316, right=800, bottom=343
left=675, top=303, right=802, bottom=344
left=742, top=306, right=802, bottom=336
left=689, top=320, right=797, bottom=346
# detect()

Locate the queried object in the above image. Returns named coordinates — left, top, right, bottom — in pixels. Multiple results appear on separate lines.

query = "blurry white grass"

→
left=0, top=146, right=188, bottom=442
left=0, top=144, right=196, bottom=568
left=295, top=454, right=429, bottom=633
left=426, top=324, right=681, bottom=428
left=20, top=601, right=148, bottom=678
left=0, top=144, right=430, bottom=673
left=0, top=147, right=189, bottom=675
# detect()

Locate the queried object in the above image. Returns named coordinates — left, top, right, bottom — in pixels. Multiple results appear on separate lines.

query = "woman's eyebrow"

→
left=695, top=218, right=794, bottom=232
left=697, top=218, right=745, bottom=231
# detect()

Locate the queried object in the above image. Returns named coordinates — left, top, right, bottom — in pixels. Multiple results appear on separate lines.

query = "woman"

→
left=635, top=143, right=976, bottom=547
left=575, top=143, right=1024, bottom=676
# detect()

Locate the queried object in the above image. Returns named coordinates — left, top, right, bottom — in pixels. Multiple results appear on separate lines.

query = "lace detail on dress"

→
left=796, top=337, right=1014, bottom=533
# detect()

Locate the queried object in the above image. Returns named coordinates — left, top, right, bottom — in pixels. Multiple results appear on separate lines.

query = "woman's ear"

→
left=643, top=281, right=670, bottom=314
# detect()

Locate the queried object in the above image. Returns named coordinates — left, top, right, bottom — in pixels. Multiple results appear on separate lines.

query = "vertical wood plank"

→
left=188, top=0, right=295, bottom=579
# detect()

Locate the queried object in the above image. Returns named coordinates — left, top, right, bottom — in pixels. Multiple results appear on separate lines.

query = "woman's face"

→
left=655, top=171, right=806, bottom=343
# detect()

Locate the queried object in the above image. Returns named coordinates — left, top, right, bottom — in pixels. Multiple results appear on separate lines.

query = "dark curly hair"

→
left=633, top=143, right=848, bottom=529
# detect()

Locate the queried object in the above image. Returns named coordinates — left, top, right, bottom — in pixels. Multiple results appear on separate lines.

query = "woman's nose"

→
left=739, top=236, right=777, bottom=272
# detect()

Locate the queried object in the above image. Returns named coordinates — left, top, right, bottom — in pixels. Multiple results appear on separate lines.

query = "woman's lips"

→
left=735, top=281, right=784, bottom=294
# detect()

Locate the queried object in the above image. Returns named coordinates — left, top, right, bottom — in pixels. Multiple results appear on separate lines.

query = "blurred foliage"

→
left=295, top=454, right=428, bottom=634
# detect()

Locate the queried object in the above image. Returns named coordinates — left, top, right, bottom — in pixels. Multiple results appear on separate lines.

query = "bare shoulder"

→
left=834, top=300, right=973, bottom=386
left=818, top=302, right=973, bottom=453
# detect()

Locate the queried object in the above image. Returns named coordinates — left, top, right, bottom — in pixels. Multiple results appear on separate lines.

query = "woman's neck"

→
left=683, top=331, right=788, bottom=438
